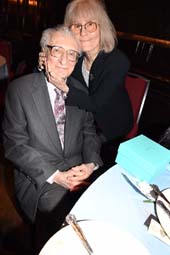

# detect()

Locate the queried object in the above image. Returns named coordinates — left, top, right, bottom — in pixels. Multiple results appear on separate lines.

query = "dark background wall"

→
left=1, top=1, right=170, bottom=39
left=1, top=1, right=170, bottom=142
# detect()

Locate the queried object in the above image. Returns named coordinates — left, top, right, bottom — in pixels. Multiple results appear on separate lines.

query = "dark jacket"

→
left=66, top=48, right=133, bottom=141
left=2, top=72, right=102, bottom=222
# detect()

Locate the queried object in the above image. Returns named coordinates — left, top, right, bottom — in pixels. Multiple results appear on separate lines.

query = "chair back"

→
left=0, top=39, right=13, bottom=79
left=125, top=72, right=150, bottom=139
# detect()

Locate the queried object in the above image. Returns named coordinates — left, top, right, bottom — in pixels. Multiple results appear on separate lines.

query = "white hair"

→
left=40, top=24, right=81, bottom=52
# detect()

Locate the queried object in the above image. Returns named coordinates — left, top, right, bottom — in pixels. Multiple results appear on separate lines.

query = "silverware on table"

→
left=65, top=214, right=94, bottom=255
left=157, top=200, right=170, bottom=218
left=122, top=173, right=170, bottom=206
left=151, top=184, right=170, bottom=205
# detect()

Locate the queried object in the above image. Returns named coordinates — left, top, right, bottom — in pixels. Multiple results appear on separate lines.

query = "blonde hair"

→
left=64, top=0, right=117, bottom=52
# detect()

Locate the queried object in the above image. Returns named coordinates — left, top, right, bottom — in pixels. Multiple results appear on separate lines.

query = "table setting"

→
left=39, top=135, right=170, bottom=254
left=39, top=215, right=151, bottom=255
left=121, top=171, right=170, bottom=246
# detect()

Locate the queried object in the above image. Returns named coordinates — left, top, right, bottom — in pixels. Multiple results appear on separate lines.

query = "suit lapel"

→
left=89, top=50, right=108, bottom=94
left=31, top=73, right=62, bottom=152
left=67, top=75, right=88, bottom=94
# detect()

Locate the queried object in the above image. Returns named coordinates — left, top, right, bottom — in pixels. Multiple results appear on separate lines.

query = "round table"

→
left=70, top=164, right=170, bottom=255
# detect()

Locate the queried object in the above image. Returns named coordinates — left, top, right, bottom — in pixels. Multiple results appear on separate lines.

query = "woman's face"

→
left=70, top=16, right=100, bottom=55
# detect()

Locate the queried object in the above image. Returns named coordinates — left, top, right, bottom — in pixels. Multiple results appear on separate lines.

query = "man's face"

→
left=45, top=32, right=80, bottom=80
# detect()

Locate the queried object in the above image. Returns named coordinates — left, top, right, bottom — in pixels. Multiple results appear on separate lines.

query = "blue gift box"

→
left=115, top=134, right=170, bottom=182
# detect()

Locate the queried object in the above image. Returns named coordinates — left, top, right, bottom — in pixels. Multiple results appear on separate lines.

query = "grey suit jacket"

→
left=3, top=72, right=102, bottom=222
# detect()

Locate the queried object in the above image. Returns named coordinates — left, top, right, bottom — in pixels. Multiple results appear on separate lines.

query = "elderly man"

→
left=2, top=25, right=102, bottom=251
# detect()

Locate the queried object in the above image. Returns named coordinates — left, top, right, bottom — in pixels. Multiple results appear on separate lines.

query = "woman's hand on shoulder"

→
left=38, top=51, right=46, bottom=71
left=47, top=73, right=69, bottom=93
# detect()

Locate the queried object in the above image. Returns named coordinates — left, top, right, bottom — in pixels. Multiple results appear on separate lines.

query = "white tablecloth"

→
left=71, top=164, right=170, bottom=255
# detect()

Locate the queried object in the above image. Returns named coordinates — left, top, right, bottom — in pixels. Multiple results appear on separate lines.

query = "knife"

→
left=65, top=214, right=94, bottom=255
left=122, top=173, right=154, bottom=200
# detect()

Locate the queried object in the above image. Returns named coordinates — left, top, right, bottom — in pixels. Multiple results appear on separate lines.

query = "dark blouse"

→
left=66, top=48, right=133, bottom=141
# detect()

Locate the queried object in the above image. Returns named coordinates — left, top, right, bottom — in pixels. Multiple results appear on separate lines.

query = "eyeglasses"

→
left=46, top=45, right=80, bottom=62
left=70, top=21, right=98, bottom=34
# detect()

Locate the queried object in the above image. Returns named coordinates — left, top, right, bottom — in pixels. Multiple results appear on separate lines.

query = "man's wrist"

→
left=88, top=162, right=99, bottom=171
left=93, top=163, right=99, bottom=171
left=46, top=170, right=59, bottom=184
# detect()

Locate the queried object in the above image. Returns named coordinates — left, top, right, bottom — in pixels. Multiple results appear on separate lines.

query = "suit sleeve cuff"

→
left=46, top=170, right=59, bottom=184
left=93, top=163, right=99, bottom=171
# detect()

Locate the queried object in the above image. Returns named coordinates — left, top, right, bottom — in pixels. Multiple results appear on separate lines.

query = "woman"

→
left=39, top=0, right=133, bottom=166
